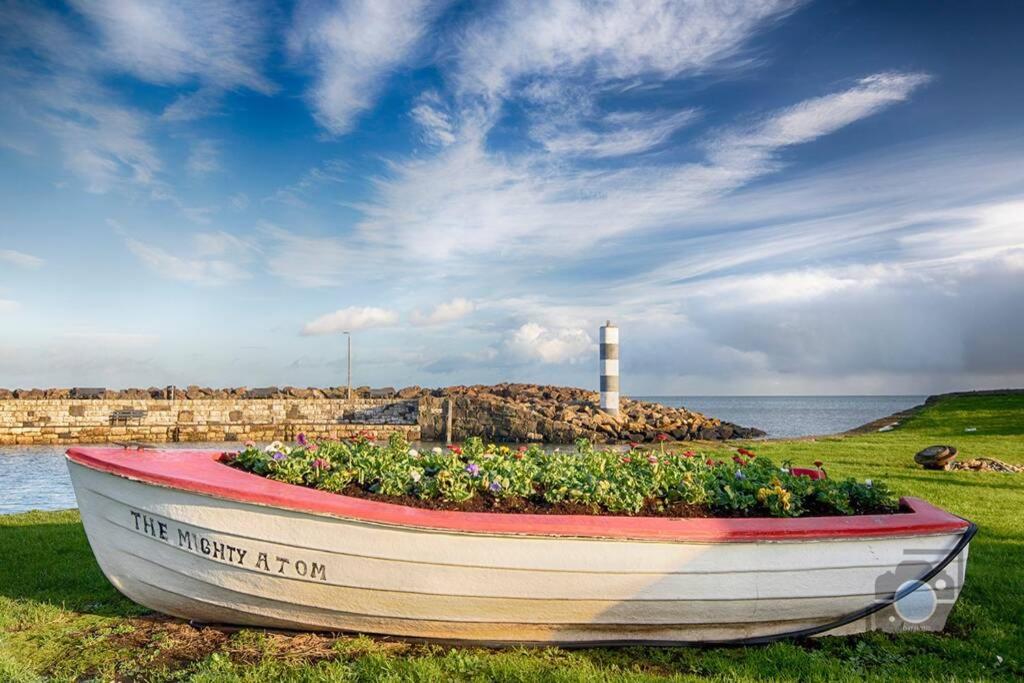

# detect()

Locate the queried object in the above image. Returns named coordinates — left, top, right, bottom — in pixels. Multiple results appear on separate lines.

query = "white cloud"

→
left=124, top=236, right=250, bottom=286
left=506, top=322, right=593, bottom=364
left=0, top=249, right=44, bottom=268
left=410, top=298, right=475, bottom=326
left=289, top=0, right=443, bottom=135
left=0, top=299, right=19, bottom=313
left=357, top=71, right=929, bottom=262
left=534, top=109, right=699, bottom=158
left=303, top=306, right=400, bottom=335
left=161, top=86, right=225, bottom=122
left=44, top=81, right=162, bottom=193
left=186, top=139, right=220, bottom=174
left=453, top=0, right=800, bottom=98
left=70, top=0, right=273, bottom=94
left=411, top=92, right=456, bottom=146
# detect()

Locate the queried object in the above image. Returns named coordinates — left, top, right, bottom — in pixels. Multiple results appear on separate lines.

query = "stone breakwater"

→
left=0, top=384, right=763, bottom=445
left=420, top=384, right=765, bottom=443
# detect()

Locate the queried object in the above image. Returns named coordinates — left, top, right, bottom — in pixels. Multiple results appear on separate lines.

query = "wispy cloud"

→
left=186, top=139, right=220, bottom=174
left=357, top=71, right=930, bottom=262
left=289, top=0, right=443, bottom=135
left=71, top=0, right=274, bottom=120
left=0, top=249, right=44, bottom=268
left=124, top=235, right=250, bottom=286
left=534, top=109, right=699, bottom=158
left=303, top=306, right=399, bottom=335
left=261, top=225, right=351, bottom=287
left=452, top=0, right=801, bottom=98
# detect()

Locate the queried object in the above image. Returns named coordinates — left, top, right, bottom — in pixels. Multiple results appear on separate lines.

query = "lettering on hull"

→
left=128, top=509, right=327, bottom=582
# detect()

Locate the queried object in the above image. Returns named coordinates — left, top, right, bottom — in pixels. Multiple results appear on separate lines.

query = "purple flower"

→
left=465, top=463, right=480, bottom=477
left=734, top=470, right=746, bottom=480
left=296, top=433, right=308, bottom=446
left=489, top=481, right=502, bottom=493
left=272, top=451, right=286, bottom=461
left=312, top=458, right=330, bottom=470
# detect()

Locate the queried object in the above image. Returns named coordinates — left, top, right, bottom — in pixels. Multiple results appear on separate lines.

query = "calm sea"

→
left=635, top=395, right=925, bottom=439
left=0, top=396, right=923, bottom=515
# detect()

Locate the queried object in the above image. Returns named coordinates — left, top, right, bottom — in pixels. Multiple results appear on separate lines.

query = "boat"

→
left=65, top=447, right=975, bottom=646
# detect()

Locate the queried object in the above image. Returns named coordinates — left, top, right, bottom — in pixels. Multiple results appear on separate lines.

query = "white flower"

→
left=431, top=446, right=443, bottom=454
left=865, top=479, right=873, bottom=487
left=408, top=448, right=420, bottom=458
left=410, top=469, right=422, bottom=483
left=264, top=440, right=285, bottom=453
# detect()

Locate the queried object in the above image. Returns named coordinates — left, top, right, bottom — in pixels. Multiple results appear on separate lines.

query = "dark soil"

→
left=335, top=485, right=715, bottom=517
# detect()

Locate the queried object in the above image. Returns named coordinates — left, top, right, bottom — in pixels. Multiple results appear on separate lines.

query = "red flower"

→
left=655, top=433, right=670, bottom=442
left=514, top=452, right=524, bottom=460
left=705, top=458, right=715, bottom=467
left=517, top=444, right=528, bottom=452
left=732, top=455, right=745, bottom=465
left=629, top=441, right=640, bottom=449
left=683, top=450, right=696, bottom=458
left=449, top=445, right=463, bottom=456
left=622, top=456, right=632, bottom=464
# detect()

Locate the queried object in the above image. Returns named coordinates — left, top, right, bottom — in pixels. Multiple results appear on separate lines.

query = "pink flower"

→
left=629, top=441, right=640, bottom=449
left=647, top=454, right=658, bottom=464
left=683, top=450, right=696, bottom=458
left=312, top=458, right=330, bottom=470
left=243, top=440, right=255, bottom=448
left=296, top=433, right=308, bottom=446
left=655, top=433, right=670, bottom=442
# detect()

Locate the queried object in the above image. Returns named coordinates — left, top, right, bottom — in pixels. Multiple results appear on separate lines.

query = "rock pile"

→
left=428, top=383, right=765, bottom=443
left=949, top=457, right=1022, bottom=473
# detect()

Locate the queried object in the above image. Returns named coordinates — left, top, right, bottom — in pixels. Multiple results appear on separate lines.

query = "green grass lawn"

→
left=2, top=394, right=1022, bottom=681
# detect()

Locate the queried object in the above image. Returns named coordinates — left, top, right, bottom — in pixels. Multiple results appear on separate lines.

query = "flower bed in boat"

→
left=227, top=434, right=898, bottom=518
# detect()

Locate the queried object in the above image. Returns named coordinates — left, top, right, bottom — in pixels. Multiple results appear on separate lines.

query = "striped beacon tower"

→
left=599, top=321, right=620, bottom=417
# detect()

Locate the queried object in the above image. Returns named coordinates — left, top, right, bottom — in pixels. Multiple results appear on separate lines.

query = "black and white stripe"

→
left=599, top=321, right=619, bottom=417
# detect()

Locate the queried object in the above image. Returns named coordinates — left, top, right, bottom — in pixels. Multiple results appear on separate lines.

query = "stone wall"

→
left=0, top=398, right=419, bottom=445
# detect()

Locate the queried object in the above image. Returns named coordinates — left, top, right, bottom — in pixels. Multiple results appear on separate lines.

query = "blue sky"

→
left=1, top=0, right=1023, bottom=395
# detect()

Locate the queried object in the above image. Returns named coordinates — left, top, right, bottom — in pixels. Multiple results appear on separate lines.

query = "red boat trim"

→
left=66, top=447, right=970, bottom=542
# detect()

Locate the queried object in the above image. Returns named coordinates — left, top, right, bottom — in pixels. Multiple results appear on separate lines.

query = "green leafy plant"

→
left=227, top=435, right=899, bottom=518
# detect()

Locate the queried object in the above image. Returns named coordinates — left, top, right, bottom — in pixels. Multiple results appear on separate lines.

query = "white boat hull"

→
left=67, top=450, right=972, bottom=645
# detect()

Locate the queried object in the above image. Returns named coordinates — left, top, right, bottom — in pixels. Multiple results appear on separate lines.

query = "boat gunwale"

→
left=66, top=447, right=970, bottom=542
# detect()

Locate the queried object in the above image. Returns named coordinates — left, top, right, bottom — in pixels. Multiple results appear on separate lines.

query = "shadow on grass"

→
left=0, top=511, right=143, bottom=617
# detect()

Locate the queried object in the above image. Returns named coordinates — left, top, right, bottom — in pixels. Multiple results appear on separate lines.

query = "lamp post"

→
left=343, top=331, right=352, bottom=401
